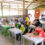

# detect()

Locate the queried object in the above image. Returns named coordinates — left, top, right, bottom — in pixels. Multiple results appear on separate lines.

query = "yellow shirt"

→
left=20, top=27, right=25, bottom=34
left=26, top=17, right=29, bottom=25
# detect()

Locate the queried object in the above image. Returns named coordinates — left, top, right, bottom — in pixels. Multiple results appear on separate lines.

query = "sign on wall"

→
left=35, top=9, right=40, bottom=19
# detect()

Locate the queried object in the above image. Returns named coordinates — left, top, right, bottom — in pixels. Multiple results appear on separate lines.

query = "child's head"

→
left=21, top=23, right=24, bottom=27
left=35, top=22, right=39, bottom=27
left=35, top=22, right=41, bottom=31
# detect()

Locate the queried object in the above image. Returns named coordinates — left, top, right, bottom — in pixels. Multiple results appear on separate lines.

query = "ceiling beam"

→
left=23, top=0, right=25, bottom=15
left=34, top=1, right=45, bottom=4
left=1, top=2, right=3, bottom=17
left=26, top=1, right=45, bottom=9
left=26, top=1, right=35, bottom=9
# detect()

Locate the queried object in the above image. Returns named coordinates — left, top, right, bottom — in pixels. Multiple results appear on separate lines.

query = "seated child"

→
left=33, top=19, right=42, bottom=27
left=20, top=23, right=25, bottom=34
left=9, top=19, right=15, bottom=27
left=3, top=20, right=7, bottom=25
left=26, top=22, right=45, bottom=45
left=2, top=18, right=8, bottom=25
left=16, top=23, right=25, bottom=40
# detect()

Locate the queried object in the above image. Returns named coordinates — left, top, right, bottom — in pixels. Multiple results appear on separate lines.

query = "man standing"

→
left=25, top=14, right=31, bottom=33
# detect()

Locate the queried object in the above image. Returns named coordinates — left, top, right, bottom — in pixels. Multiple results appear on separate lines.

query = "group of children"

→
left=0, top=17, right=45, bottom=45
left=26, top=22, right=45, bottom=45
left=20, top=18, right=45, bottom=45
left=0, top=17, right=25, bottom=34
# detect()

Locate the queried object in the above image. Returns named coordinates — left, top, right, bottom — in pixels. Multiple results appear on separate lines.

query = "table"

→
left=8, top=28, right=22, bottom=45
left=22, top=35, right=44, bottom=45
left=1, top=25, right=12, bottom=37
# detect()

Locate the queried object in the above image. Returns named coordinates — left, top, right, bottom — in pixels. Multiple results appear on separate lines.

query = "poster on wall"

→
left=35, top=9, right=40, bottom=19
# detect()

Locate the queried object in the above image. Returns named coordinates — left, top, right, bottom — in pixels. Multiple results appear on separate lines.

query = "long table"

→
left=22, top=35, right=44, bottom=45
left=8, top=28, right=22, bottom=45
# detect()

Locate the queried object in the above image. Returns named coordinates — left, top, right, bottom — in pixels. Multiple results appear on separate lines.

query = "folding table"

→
left=8, top=28, right=22, bottom=45
left=23, top=35, right=44, bottom=45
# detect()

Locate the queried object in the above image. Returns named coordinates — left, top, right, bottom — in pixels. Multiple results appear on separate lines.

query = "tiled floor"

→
left=0, top=33, right=21, bottom=45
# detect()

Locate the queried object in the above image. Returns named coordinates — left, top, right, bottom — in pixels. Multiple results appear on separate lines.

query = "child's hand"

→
left=26, top=33, right=32, bottom=35
left=30, top=35, right=40, bottom=38
left=30, top=36, right=35, bottom=37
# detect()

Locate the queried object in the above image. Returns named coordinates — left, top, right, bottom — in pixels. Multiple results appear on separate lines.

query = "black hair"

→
left=15, top=19, right=18, bottom=22
left=34, top=19, right=41, bottom=24
left=21, top=22, right=24, bottom=25
left=35, top=22, right=39, bottom=27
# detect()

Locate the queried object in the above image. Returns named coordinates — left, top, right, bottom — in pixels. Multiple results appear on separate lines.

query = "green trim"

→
left=33, top=5, right=45, bottom=9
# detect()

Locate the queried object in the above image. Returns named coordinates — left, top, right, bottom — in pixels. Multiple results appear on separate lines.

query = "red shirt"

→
left=35, top=28, right=45, bottom=41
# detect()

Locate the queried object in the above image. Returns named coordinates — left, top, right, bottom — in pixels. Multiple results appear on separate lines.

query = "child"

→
left=26, top=22, right=45, bottom=45
left=9, top=19, right=15, bottom=27
left=16, top=23, right=25, bottom=40
left=20, top=23, right=25, bottom=34
left=31, top=23, right=45, bottom=38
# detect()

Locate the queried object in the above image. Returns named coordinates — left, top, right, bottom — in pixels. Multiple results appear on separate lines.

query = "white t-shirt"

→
left=9, top=22, right=15, bottom=27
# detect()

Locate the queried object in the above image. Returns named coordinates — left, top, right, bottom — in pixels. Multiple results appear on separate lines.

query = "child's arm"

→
left=20, top=27, right=25, bottom=34
left=22, top=28, right=25, bottom=34
left=26, top=31, right=35, bottom=35
left=30, top=34, right=41, bottom=38
left=30, top=35, right=40, bottom=38
left=32, top=31, right=35, bottom=34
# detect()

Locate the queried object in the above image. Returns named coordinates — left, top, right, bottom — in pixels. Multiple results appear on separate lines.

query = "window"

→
left=0, top=3, right=2, bottom=16
left=3, top=9, right=9, bottom=16
left=10, top=4, right=17, bottom=8
left=0, top=2, right=23, bottom=17
left=10, top=10, right=18, bottom=16
left=28, top=10, right=35, bottom=21
left=18, top=4, right=23, bottom=8
left=18, top=10, right=23, bottom=15
left=0, top=9, right=2, bottom=16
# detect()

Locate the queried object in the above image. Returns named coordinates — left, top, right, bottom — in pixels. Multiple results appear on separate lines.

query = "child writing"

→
left=20, top=23, right=25, bottom=34
left=16, top=22, right=25, bottom=40
left=26, top=22, right=45, bottom=45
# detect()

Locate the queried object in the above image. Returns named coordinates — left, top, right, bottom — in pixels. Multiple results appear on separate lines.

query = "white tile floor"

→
left=0, top=33, right=21, bottom=45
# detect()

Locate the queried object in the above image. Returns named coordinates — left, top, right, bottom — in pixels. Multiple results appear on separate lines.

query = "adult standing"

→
left=25, top=14, right=31, bottom=33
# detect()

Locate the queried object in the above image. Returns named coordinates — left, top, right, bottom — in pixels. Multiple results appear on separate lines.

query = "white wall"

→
left=28, top=10, right=35, bottom=21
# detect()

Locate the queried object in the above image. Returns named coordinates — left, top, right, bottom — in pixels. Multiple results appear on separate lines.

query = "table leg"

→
left=21, top=33, right=22, bottom=44
left=8, top=31, right=11, bottom=40
left=42, top=41, right=43, bottom=45
left=35, top=43, right=37, bottom=45
left=23, top=38, right=25, bottom=45
left=14, top=34, right=16, bottom=45
left=29, top=41, right=31, bottom=45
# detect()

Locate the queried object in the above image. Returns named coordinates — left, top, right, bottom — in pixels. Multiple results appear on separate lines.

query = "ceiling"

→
left=0, top=0, right=45, bottom=9
left=25, top=0, right=45, bottom=9
left=16, top=0, right=45, bottom=2
left=0, top=0, right=44, bottom=2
